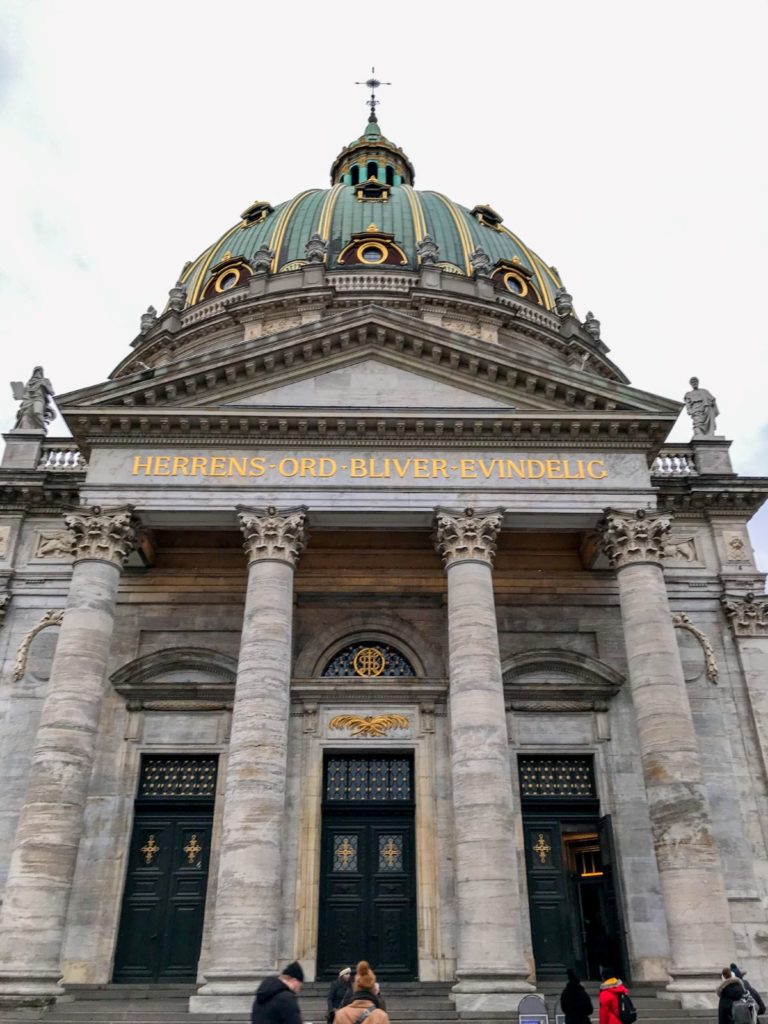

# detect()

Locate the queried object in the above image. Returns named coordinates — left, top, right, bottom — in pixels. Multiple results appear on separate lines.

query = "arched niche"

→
left=294, top=615, right=440, bottom=679
left=502, top=649, right=625, bottom=711
left=110, top=647, right=237, bottom=703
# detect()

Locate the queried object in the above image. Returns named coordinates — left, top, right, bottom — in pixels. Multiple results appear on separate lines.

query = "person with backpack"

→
left=560, top=967, right=594, bottom=1024
left=599, top=968, right=635, bottom=1024
left=731, top=964, right=766, bottom=1016
left=719, top=968, right=755, bottom=1024
left=330, top=961, right=389, bottom=1024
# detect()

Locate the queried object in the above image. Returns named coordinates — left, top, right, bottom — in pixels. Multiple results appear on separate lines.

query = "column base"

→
left=0, top=970, right=65, bottom=1007
left=452, top=971, right=536, bottom=1015
left=190, top=972, right=265, bottom=1015
left=661, top=970, right=722, bottom=1009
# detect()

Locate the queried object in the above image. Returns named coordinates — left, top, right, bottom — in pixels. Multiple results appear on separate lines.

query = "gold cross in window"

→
left=381, top=837, right=400, bottom=867
left=337, top=838, right=355, bottom=866
left=140, top=834, right=160, bottom=865
left=183, top=834, right=202, bottom=864
left=532, top=833, right=552, bottom=864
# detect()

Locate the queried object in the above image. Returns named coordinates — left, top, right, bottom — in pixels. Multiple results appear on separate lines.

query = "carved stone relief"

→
left=0, top=525, right=11, bottom=559
left=442, top=317, right=481, bottom=340
left=34, top=531, right=73, bottom=559
left=263, top=315, right=302, bottom=336
left=723, top=531, right=751, bottom=563
left=12, top=609, right=64, bottom=681
left=722, top=593, right=768, bottom=637
left=672, top=613, right=718, bottom=683
left=663, top=536, right=697, bottom=563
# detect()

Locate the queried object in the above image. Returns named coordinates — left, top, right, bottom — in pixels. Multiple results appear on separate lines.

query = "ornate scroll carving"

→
left=722, top=593, right=768, bottom=637
left=329, top=713, right=410, bottom=737
left=599, top=508, right=671, bottom=568
left=237, top=505, right=308, bottom=566
left=433, top=506, right=504, bottom=568
left=672, top=613, right=719, bottom=683
left=12, top=609, right=64, bottom=681
left=64, top=505, right=140, bottom=566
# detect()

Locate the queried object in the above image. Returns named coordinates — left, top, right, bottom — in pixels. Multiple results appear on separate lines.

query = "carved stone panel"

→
left=34, top=531, right=73, bottom=559
left=723, top=531, right=751, bottom=564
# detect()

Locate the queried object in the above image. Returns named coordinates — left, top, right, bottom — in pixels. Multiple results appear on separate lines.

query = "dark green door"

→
left=317, top=754, right=417, bottom=980
left=318, top=813, right=416, bottom=979
left=114, top=812, right=212, bottom=981
left=523, top=817, right=577, bottom=978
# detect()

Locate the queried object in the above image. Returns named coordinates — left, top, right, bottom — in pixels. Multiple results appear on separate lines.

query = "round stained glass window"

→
left=215, top=268, right=241, bottom=292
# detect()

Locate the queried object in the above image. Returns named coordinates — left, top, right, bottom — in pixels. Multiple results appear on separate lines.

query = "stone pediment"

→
left=57, top=306, right=681, bottom=450
left=222, top=358, right=515, bottom=411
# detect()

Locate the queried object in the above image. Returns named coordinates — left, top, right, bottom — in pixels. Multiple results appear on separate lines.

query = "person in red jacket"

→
left=599, top=969, right=630, bottom=1024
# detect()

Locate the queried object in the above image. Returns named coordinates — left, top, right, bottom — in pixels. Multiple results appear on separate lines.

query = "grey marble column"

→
left=0, top=505, right=139, bottom=1004
left=192, top=506, right=307, bottom=1014
left=433, top=507, right=533, bottom=1015
left=601, top=509, right=734, bottom=1008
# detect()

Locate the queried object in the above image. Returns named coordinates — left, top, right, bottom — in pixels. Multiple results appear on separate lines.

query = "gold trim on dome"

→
left=329, top=714, right=410, bottom=738
left=498, top=224, right=552, bottom=308
left=189, top=222, right=244, bottom=305
left=268, top=189, right=319, bottom=273
left=401, top=184, right=427, bottom=241
left=317, top=183, right=345, bottom=241
left=429, top=191, right=473, bottom=275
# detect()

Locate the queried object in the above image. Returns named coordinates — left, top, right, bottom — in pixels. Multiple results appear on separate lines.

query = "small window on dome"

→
left=217, top=270, right=240, bottom=291
left=385, top=165, right=394, bottom=186
left=350, top=165, right=360, bottom=186
left=367, top=161, right=378, bottom=180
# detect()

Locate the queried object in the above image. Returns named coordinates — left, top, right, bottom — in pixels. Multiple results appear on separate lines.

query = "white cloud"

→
left=0, top=0, right=766, bottom=566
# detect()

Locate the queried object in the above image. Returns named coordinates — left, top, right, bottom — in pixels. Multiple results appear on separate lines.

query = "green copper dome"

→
left=176, top=121, right=562, bottom=310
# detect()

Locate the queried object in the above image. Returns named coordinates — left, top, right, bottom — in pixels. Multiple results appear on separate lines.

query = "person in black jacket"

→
left=560, top=967, right=594, bottom=1024
left=252, top=961, right=304, bottom=1024
left=732, top=964, right=766, bottom=1016
left=718, top=968, right=747, bottom=1024
left=327, top=967, right=353, bottom=1018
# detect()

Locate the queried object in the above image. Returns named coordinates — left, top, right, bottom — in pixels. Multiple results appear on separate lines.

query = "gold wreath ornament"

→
left=329, top=714, right=410, bottom=737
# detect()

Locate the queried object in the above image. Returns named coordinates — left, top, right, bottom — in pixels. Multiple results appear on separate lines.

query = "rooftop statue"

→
left=684, top=377, right=719, bottom=437
left=140, top=306, right=158, bottom=334
left=167, top=280, right=187, bottom=312
left=304, top=234, right=327, bottom=264
left=416, top=234, right=440, bottom=266
left=583, top=311, right=601, bottom=340
left=554, top=286, right=573, bottom=317
left=250, top=245, right=275, bottom=272
left=469, top=246, right=492, bottom=278
left=11, top=366, right=55, bottom=432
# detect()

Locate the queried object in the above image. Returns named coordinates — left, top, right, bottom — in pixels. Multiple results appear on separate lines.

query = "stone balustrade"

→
left=651, top=448, right=698, bottom=476
left=37, top=443, right=87, bottom=472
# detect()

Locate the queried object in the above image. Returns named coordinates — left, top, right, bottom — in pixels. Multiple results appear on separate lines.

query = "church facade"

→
left=0, top=112, right=767, bottom=1016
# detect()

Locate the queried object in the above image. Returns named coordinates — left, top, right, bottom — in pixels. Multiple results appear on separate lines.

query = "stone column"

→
left=433, top=507, right=533, bottom=1014
left=600, top=508, right=734, bottom=1007
left=0, top=505, right=139, bottom=1004
left=192, top=506, right=307, bottom=1015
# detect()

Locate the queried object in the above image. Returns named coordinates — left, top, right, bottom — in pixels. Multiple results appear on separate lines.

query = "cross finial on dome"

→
left=355, top=66, right=390, bottom=123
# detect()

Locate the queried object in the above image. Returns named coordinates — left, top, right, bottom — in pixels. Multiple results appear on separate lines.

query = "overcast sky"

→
left=1, top=0, right=766, bottom=572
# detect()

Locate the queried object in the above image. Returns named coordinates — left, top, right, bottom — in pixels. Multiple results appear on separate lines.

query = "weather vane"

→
left=355, top=66, right=391, bottom=122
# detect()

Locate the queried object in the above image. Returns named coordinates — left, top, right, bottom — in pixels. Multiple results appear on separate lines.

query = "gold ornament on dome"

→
left=352, top=647, right=386, bottom=677
left=329, top=714, right=410, bottom=738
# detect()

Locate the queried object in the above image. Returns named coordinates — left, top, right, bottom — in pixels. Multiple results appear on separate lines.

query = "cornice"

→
left=64, top=410, right=672, bottom=455
left=656, top=480, right=768, bottom=518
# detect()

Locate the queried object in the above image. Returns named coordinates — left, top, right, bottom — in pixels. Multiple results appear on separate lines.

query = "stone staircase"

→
left=0, top=982, right=717, bottom=1024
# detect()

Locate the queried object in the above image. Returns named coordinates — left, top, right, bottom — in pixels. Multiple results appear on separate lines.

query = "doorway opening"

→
left=113, top=755, right=217, bottom=983
left=519, top=755, right=628, bottom=982
left=317, top=753, right=417, bottom=981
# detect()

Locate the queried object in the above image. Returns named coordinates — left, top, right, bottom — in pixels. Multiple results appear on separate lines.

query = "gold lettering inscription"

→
left=129, top=452, right=614, bottom=484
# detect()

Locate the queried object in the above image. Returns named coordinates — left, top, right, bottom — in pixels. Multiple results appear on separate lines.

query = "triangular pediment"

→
left=56, top=305, right=681, bottom=452
left=223, top=358, right=513, bottom=411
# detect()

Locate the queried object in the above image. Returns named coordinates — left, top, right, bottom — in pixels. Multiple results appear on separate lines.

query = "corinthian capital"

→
left=433, top=506, right=504, bottom=568
left=722, top=592, right=768, bottom=637
left=599, top=507, right=671, bottom=568
left=64, top=505, right=140, bottom=566
left=237, top=505, right=308, bottom=567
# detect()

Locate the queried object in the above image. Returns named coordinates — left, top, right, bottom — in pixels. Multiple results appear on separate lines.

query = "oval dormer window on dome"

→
left=490, top=259, right=542, bottom=305
left=338, top=226, right=408, bottom=268
left=199, top=253, right=252, bottom=301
